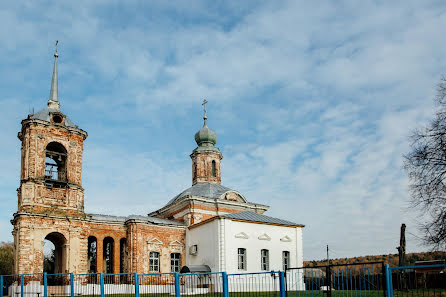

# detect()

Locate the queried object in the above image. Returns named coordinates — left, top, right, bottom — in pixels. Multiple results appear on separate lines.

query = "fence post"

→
left=99, top=273, right=104, bottom=297
left=70, top=273, right=74, bottom=297
left=222, top=272, right=229, bottom=297
left=0, top=275, right=3, bottom=297
left=20, top=275, right=24, bottom=297
left=43, top=273, right=47, bottom=297
left=385, top=264, right=392, bottom=297
left=326, top=265, right=332, bottom=297
left=134, top=273, right=139, bottom=297
left=279, top=271, right=286, bottom=297
left=174, top=273, right=180, bottom=297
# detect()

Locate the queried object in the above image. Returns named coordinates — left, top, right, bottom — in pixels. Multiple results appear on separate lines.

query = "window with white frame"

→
left=238, top=248, right=246, bottom=270
left=171, top=253, right=181, bottom=272
left=149, top=251, right=160, bottom=272
left=261, top=249, right=269, bottom=271
left=283, top=251, right=290, bottom=270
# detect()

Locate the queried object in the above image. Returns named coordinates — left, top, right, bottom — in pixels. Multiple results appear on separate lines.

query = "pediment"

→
left=169, top=240, right=184, bottom=247
left=235, top=232, right=249, bottom=239
left=280, top=235, right=292, bottom=242
left=258, top=233, right=271, bottom=241
left=147, top=237, right=163, bottom=245
left=220, top=191, right=247, bottom=203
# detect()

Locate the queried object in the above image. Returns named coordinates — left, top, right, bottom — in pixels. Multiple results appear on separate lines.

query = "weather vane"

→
left=202, top=99, right=208, bottom=119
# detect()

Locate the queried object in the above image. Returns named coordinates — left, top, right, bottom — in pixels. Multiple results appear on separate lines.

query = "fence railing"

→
left=286, top=262, right=386, bottom=297
left=1, top=264, right=444, bottom=297
left=1, top=271, right=286, bottom=297
left=385, top=264, right=446, bottom=297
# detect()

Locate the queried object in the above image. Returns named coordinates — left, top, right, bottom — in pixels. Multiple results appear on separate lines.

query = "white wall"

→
left=186, top=219, right=220, bottom=271
left=186, top=218, right=304, bottom=274
left=224, top=219, right=303, bottom=274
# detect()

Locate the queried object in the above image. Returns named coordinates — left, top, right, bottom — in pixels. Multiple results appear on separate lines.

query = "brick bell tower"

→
left=191, top=99, right=222, bottom=184
left=16, top=46, right=88, bottom=216
left=12, top=46, right=88, bottom=274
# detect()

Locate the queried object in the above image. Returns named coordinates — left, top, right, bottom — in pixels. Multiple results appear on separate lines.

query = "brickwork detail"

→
left=191, top=150, right=222, bottom=184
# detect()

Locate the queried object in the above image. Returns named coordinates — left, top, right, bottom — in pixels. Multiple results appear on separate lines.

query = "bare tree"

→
left=404, top=78, right=446, bottom=251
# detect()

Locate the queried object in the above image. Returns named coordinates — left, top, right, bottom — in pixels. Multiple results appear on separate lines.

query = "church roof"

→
left=166, top=182, right=239, bottom=206
left=88, top=213, right=185, bottom=226
left=31, top=108, right=77, bottom=127
left=222, top=211, right=304, bottom=227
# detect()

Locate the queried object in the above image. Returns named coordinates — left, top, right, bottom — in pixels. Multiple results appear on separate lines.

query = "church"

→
left=11, top=48, right=304, bottom=275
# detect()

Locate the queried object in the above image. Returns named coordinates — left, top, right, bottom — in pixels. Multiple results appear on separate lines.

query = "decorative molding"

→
left=280, top=235, right=292, bottom=242
left=147, top=237, right=163, bottom=245
left=258, top=233, right=271, bottom=241
left=235, top=232, right=249, bottom=239
left=169, top=240, right=184, bottom=247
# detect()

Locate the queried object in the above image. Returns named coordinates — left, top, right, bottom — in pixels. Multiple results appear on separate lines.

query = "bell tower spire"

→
left=48, top=40, right=60, bottom=110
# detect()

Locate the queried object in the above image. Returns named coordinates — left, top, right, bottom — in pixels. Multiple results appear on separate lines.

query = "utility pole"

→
left=327, top=245, right=329, bottom=266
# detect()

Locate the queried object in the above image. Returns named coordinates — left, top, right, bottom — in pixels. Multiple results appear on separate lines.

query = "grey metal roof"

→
left=222, top=211, right=304, bottom=227
left=31, top=108, right=76, bottom=128
left=88, top=213, right=185, bottom=226
left=166, top=182, right=236, bottom=206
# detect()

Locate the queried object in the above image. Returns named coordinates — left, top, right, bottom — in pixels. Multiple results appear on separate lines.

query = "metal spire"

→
left=48, top=40, right=60, bottom=110
left=202, top=99, right=208, bottom=127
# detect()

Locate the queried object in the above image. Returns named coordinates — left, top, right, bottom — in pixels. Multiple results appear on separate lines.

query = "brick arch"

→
left=43, top=231, right=67, bottom=273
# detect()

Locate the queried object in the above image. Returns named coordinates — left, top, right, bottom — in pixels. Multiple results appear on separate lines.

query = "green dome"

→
left=195, top=121, right=217, bottom=147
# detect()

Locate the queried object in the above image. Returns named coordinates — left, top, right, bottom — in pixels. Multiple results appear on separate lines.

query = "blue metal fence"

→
left=1, top=264, right=444, bottom=297
left=385, top=264, right=446, bottom=297
left=286, top=262, right=386, bottom=297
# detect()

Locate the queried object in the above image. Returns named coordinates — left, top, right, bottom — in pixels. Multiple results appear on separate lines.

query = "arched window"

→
left=88, top=236, right=97, bottom=273
left=45, top=142, right=67, bottom=184
left=212, top=160, right=216, bottom=177
left=103, top=237, right=114, bottom=274
left=120, top=238, right=127, bottom=273
left=261, top=249, right=269, bottom=271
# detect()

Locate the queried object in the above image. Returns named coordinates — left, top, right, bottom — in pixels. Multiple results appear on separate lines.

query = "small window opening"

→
left=52, top=114, right=63, bottom=124
left=212, top=160, right=216, bottom=177
left=238, top=248, right=246, bottom=270
left=45, top=142, right=67, bottom=185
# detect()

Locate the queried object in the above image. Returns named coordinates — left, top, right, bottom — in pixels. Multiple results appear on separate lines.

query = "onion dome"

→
left=194, top=117, right=217, bottom=147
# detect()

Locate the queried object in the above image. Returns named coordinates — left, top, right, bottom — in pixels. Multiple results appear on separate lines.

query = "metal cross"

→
left=55, top=40, right=58, bottom=53
left=202, top=99, right=208, bottom=118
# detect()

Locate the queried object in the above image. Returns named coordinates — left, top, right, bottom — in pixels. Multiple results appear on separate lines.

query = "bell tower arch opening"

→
left=45, top=142, right=67, bottom=185
left=43, top=232, right=67, bottom=274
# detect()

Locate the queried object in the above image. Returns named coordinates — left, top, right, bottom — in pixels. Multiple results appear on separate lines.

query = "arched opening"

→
left=120, top=238, right=127, bottom=273
left=43, top=232, right=67, bottom=274
left=103, top=237, right=114, bottom=274
left=45, top=142, right=67, bottom=185
left=88, top=236, right=97, bottom=273
left=119, top=238, right=127, bottom=273
left=211, top=160, right=216, bottom=177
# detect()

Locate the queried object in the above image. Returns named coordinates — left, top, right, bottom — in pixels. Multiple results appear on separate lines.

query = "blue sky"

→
left=1, top=1, right=446, bottom=260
